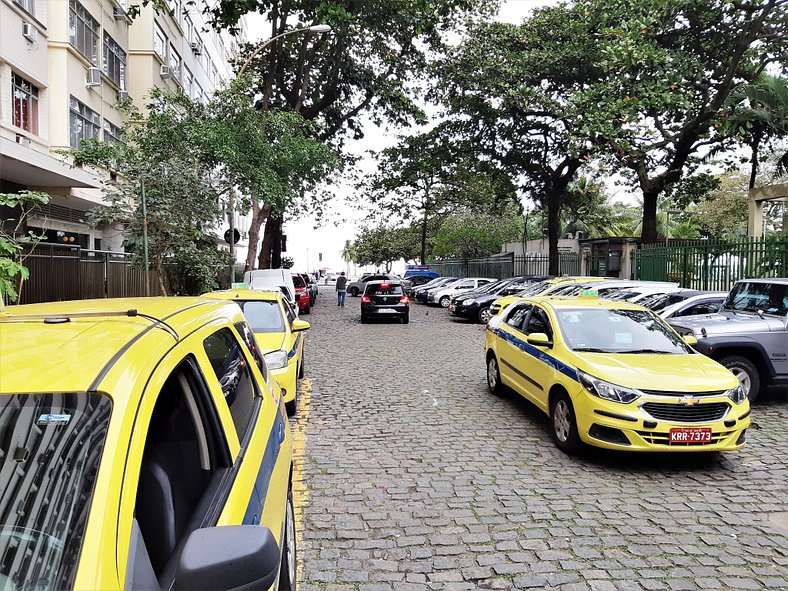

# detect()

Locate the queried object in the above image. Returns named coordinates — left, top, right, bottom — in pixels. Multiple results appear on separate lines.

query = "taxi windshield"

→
left=237, top=300, right=285, bottom=332
left=556, top=308, right=689, bottom=354
left=0, top=392, right=112, bottom=591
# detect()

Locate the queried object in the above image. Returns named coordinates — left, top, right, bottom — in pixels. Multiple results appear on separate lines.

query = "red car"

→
left=292, top=273, right=311, bottom=314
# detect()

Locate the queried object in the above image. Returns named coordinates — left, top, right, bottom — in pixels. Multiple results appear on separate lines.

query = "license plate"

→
left=377, top=308, right=397, bottom=314
left=669, top=427, right=712, bottom=443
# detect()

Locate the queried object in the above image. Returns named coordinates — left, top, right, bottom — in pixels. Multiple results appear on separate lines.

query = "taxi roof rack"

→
left=0, top=309, right=179, bottom=341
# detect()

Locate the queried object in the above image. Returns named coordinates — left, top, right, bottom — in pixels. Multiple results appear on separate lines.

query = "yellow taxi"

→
left=202, top=287, right=309, bottom=415
left=485, top=295, right=750, bottom=453
left=489, top=276, right=608, bottom=316
left=0, top=297, right=296, bottom=590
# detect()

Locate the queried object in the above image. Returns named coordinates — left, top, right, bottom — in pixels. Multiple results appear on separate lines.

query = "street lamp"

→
left=238, top=24, right=333, bottom=77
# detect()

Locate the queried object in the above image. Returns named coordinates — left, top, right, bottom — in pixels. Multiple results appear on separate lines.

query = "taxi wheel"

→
left=278, top=490, right=297, bottom=591
left=486, top=355, right=504, bottom=396
left=719, top=355, right=760, bottom=402
left=477, top=307, right=492, bottom=324
left=550, top=392, right=581, bottom=454
left=298, top=353, right=305, bottom=379
left=285, top=393, right=297, bottom=416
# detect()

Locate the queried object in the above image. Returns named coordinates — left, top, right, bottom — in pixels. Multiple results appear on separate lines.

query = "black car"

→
left=360, top=280, right=410, bottom=324
left=450, top=276, right=540, bottom=323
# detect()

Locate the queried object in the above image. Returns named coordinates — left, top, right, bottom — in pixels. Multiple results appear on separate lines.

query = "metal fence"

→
left=427, top=252, right=580, bottom=279
left=16, top=243, right=158, bottom=304
left=635, top=237, right=788, bottom=291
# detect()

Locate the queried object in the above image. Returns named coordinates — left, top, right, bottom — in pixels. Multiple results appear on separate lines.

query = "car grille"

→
left=640, top=389, right=725, bottom=397
left=635, top=429, right=735, bottom=446
left=641, top=402, right=729, bottom=423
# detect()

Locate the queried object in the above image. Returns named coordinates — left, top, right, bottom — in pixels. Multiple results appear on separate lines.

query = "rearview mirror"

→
left=682, top=335, right=698, bottom=346
left=526, top=332, right=552, bottom=348
left=292, top=319, right=310, bottom=332
left=175, top=526, right=280, bottom=590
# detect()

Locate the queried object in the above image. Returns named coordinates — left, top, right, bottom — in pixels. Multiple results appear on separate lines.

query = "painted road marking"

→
left=292, top=376, right=312, bottom=583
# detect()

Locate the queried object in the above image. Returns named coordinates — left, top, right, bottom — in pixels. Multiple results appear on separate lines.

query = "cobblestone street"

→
left=292, top=292, right=788, bottom=591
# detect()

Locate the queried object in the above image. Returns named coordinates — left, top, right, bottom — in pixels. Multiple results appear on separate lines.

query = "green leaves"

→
left=0, top=191, right=50, bottom=302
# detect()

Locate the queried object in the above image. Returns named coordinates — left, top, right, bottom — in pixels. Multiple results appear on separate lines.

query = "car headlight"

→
left=465, top=299, right=475, bottom=305
left=264, top=350, right=288, bottom=370
left=578, top=370, right=641, bottom=404
left=725, top=384, right=747, bottom=404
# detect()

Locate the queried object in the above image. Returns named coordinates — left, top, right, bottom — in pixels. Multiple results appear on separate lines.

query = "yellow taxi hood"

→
left=574, top=352, right=738, bottom=392
left=253, top=331, right=286, bottom=353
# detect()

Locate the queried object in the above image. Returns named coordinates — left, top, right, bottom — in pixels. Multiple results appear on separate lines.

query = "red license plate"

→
left=669, top=427, right=712, bottom=444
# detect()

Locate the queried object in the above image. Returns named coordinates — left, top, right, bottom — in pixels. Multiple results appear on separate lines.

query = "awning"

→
left=0, top=136, right=102, bottom=189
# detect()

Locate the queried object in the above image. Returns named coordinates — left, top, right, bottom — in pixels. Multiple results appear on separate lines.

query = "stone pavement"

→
left=291, top=292, right=788, bottom=591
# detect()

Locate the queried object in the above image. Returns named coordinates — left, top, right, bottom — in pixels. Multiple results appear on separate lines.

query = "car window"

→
left=203, top=328, right=260, bottom=444
left=506, top=304, right=531, bottom=331
left=237, top=300, right=285, bottom=333
left=526, top=307, right=553, bottom=339
left=0, top=392, right=112, bottom=591
left=135, top=357, right=230, bottom=578
left=292, top=275, right=306, bottom=288
left=366, top=283, right=404, bottom=295
left=724, top=282, right=788, bottom=316
left=679, top=301, right=722, bottom=316
left=557, top=308, right=688, bottom=353
left=282, top=298, right=297, bottom=324
left=234, top=321, right=268, bottom=381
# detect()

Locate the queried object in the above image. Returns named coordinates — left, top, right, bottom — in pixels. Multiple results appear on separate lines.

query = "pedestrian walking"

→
left=336, top=272, right=348, bottom=307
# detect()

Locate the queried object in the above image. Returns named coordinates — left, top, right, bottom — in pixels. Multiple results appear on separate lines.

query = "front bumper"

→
left=572, top=391, right=751, bottom=452
left=449, top=302, right=478, bottom=318
left=271, top=359, right=298, bottom=404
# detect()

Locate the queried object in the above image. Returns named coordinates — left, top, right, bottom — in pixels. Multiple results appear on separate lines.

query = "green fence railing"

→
left=635, top=237, right=788, bottom=291
left=427, top=252, right=580, bottom=280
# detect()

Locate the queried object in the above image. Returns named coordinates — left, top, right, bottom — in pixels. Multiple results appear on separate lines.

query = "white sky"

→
left=255, top=1, right=554, bottom=275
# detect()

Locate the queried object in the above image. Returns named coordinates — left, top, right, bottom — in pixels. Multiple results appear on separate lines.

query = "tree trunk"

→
left=547, top=192, right=562, bottom=276
left=641, top=189, right=660, bottom=245
left=271, top=217, right=283, bottom=268
left=749, top=139, right=761, bottom=190
left=420, top=209, right=428, bottom=264
left=259, top=222, right=273, bottom=269
left=246, top=202, right=270, bottom=272
left=156, top=253, right=168, bottom=296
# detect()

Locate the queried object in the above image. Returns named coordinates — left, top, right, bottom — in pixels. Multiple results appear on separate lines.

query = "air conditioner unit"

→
left=22, top=23, right=37, bottom=42
left=112, top=6, right=127, bottom=20
left=117, top=90, right=129, bottom=100
left=160, top=65, right=172, bottom=78
left=190, top=41, right=203, bottom=55
left=86, top=67, right=102, bottom=87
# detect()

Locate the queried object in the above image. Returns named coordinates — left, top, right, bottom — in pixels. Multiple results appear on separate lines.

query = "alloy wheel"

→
left=553, top=400, right=571, bottom=443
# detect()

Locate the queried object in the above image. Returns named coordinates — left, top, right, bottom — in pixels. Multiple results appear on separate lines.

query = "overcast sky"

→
left=260, top=1, right=553, bottom=275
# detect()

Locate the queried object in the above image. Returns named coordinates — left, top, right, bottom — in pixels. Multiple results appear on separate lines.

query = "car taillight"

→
left=381, top=282, right=390, bottom=288
left=400, top=295, right=409, bottom=304
left=361, top=295, right=371, bottom=303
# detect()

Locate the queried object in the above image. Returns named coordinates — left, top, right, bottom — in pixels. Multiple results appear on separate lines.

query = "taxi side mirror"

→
left=526, top=332, right=552, bottom=348
left=682, top=335, right=698, bottom=346
left=292, top=319, right=310, bottom=332
left=175, top=526, right=280, bottom=590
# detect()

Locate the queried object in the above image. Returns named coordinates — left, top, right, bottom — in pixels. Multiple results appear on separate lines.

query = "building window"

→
left=195, top=83, right=204, bottom=104
left=211, top=64, right=218, bottom=85
left=154, top=22, right=167, bottom=61
left=103, top=33, right=126, bottom=89
left=12, top=73, right=39, bottom=135
left=69, top=0, right=99, bottom=65
left=69, top=96, right=100, bottom=148
left=103, top=119, right=124, bottom=145
left=184, top=15, right=194, bottom=43
left=184, top=67, right=194, bottom=97
left=168, top=45, right=181, bottom=80
left=167, top=0, right=181, bottom=21
left=13, top=0, right=34, bottom=15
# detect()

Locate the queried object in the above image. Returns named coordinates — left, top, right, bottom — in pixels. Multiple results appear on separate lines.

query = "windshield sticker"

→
left=614, top=333, right=633, bottom=345
left=561, top=313, right=581, bottom=323
left=37, top=413, right=71, bottom=425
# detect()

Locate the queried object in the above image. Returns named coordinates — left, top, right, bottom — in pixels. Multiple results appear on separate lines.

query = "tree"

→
left=574, top=0, right=788, bottom=244
left=0, top=191, right=49, bottom=303
left=352, top=225, right=421, bottom=271
left=724, top=74, right=788, bottom=189
left=432, top=209, right=522, bottom=260
left=219, top=0, right=499, bottom=270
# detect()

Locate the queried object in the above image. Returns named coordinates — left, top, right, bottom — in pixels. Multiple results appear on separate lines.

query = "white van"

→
left=243, top=269, right=297, bottom=307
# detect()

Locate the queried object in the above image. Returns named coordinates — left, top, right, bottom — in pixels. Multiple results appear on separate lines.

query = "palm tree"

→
left=725, top=75, right=788, bottom=189
left=340, top=239, right=357, bottom=275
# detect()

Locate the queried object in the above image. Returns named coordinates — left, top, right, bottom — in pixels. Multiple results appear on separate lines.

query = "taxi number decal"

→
left=37, top=413, right=71, bottom=425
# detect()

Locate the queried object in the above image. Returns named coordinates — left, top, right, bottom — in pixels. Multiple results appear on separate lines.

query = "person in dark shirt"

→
left=336, top=272, right=348, bottom=307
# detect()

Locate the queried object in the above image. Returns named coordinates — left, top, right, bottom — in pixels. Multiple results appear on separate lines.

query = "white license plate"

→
left=376, top=308, right=397, bottom=314
left=669, top=427, right=712, bottom=443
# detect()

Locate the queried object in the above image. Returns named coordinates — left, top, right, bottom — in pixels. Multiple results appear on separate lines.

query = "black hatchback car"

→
left=361, top=280, right=409, bottom=324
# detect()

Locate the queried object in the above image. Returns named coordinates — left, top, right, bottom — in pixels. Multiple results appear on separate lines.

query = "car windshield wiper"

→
left=620, top=348, right=676, bottom=354
left=572, top=347, right=612, bottom=353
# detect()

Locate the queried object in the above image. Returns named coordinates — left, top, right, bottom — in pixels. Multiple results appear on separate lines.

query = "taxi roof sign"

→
left=231, top=282, right=249, bottom=289
left=578, top=289, right=599, bottom=299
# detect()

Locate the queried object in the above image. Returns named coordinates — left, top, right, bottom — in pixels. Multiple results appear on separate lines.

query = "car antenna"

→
left=0, top=309, right=180, bottom=341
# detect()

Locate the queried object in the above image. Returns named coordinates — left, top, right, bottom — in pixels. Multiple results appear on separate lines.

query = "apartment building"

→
left=0, top=0, right=247, bottom=253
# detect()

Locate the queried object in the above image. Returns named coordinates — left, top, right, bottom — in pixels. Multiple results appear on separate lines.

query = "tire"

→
left=285, top=392, right=297, bottom=416
left=302, top=304, right=310, bottom=315
left=360, top=315, right=368, bottom=324
left=550, top=391, right=582, bottom=454
left=477, top=307, right=492, bottom=324
left=719, top=355, right=761, bottom=402
left=349, top=287, right=359, bottom=297
left=439, top=296, right=450, bottom=308
left=298, top=351, right=305, bottom=379
left=402, top=313, right=409, bottom=324
left=278, top=490, right=297, bottom=590
left=486, top=354, right=504, bottom=396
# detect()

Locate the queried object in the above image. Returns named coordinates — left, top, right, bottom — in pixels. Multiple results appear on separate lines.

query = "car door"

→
left=496, top=303, right=534, bottom=400
left=519, top=305, right=556, bottom=413
left=120, top=324, right=288, bottom=590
